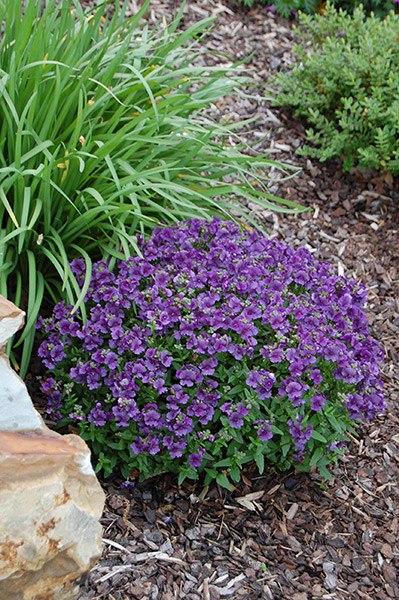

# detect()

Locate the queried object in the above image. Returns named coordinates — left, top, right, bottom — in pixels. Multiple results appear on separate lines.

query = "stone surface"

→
left=0, top=431, right=105, bottom=600
left=0, top=296, right=105, bottom=599
left=0, top=296, right=25, bottom=348
left=0, top=355, right=44, bottom=431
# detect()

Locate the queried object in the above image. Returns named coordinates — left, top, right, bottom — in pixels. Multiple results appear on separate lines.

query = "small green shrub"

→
left=234, top=0, right=398, bottom=19
left=0, top=0, right=301, bottom=376
left=233, top=0, right=315, bottom=16
left=332, top=0, right=399, bottom=17
left=38, top=219, right=385, bottom=487
left=271, top=2, right=399, bottom=173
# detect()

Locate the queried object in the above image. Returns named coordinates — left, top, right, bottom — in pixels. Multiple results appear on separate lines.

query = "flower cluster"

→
left=38, top=218, right=385, bottom=485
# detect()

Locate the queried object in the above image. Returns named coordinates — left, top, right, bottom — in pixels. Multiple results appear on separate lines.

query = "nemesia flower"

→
left=188, top=453, right=203, bottom=468
left=310, top=393, right=326, bottom=411
left=256, top=421, right=273, bottom=441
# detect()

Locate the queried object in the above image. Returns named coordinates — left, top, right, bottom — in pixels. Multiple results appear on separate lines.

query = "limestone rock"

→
left=0, top=297, right=43, bottom=431
left=0, top=296, right=105, bottom=599
left=0, top=354, right=44, bottom=432
left=0, top=296, right=25, bottom=348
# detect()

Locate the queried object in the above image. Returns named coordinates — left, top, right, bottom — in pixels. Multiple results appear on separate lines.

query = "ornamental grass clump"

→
left=38, top=219, right=385, bottom=488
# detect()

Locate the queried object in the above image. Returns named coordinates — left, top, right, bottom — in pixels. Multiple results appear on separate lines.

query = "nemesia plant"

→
left=38, top=219, right=385, bottom=488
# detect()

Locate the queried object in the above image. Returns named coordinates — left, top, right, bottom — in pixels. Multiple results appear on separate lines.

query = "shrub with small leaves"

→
left=271, top=2, right=399, bottom=173
left=38, top=218, right=385, bottom=488
left=233, top=0, right=398, bottom=18
left=332, top=0, right=399, bottom=17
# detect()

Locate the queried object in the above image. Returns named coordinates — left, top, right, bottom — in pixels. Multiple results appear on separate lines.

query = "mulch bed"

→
left=40, top=1, right=399, bottom=598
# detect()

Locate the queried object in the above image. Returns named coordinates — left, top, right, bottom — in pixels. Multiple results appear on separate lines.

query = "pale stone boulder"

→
left=0, top=296, right=105, bottom=600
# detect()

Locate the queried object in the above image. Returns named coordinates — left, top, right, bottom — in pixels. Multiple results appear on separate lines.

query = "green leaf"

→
left=281, top=443, right=291, bottom=458
left=312, top=430, right=328, bottom=443
left=214, top=458, right=233, bottom=468
left=327, top=413, right=344, bottom=433
left=271, top=425, right=284, bottom=435
left=255, top=453, right=264, bottom=474
left=178, top=471, right=187, bottom=486
left=230, top=464, right=241, bottom=482
left=310, top=447, right=325, bottom=466
left=216, top=474, right=232, bottom=491
left=318, top=464, right=333, bottom=481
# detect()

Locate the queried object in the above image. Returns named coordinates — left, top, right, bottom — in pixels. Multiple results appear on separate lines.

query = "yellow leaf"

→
left=60, top=150, right=69, bottom=184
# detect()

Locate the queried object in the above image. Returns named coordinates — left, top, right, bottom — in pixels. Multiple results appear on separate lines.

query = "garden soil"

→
left=30, top=1, right=399, bottom=598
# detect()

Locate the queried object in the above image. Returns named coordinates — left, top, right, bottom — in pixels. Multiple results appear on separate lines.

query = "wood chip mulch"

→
left=65, top=1, right=399, bottom=598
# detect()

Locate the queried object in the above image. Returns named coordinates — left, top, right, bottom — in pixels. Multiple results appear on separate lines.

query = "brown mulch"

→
left=42, top=1, right=399, bottom=598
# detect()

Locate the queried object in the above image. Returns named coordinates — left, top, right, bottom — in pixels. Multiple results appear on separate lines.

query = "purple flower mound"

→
left=38, top=218, right=385, bottom=485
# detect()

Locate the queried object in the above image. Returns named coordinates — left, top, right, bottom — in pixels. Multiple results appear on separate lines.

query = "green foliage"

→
left=271, top=2, right=399, bottom=173
left=332, top=0, right=398, bottom=17
left=233, top=0, right=398, bottom=18
left=232, top=0, right=319, bottom=16
left=0, top=0, right=301, bottom=376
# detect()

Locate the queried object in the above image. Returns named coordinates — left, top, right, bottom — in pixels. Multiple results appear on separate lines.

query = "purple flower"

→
left=282, top=379, right=309, bottom=407
left=288, top=417, right=313, bottom=461
left=41, top=377, right=56, bottom=392
left=112, top=399, right=140, bottom=426
left=188, top=453, right=203, bottom=468
left=155, top=271, right=170, bottom=287
left=176, top=365, right=202, bottom=387
left=199, top=357, right=218, bottom=375
left=310, top=393, right=326, bottom=411
left=147, top=435, right=161, bottom=455
left=229, top=412, right=244, bottom=429
left=88, top=403, right=108, bottom=427
left=246, top=371, right=262, bottom=388
left=269, top=348, right=284, bottom=363
left=143, top=403, right=162, bottom=425
left=246, top=369, right=275, bottom=400
left=104, top=351, right=119, bottom=370
left=159, top=350, right=173, bottom=367
left=153, top=378, right=167, bottom=394
left=120, top=481, right=135, bottom=489
left=187, top=402, right=214, bottom=425
left=172, top=414, right=194, bottom=437
left=257, top=421, right=273, bottom=441
left=242, top=306, right=262, bottom=321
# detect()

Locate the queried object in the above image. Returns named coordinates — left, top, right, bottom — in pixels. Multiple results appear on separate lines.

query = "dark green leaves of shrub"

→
left=233, top=0, right=398, bottom=19
left=271, top=2, right=399, bottom=174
